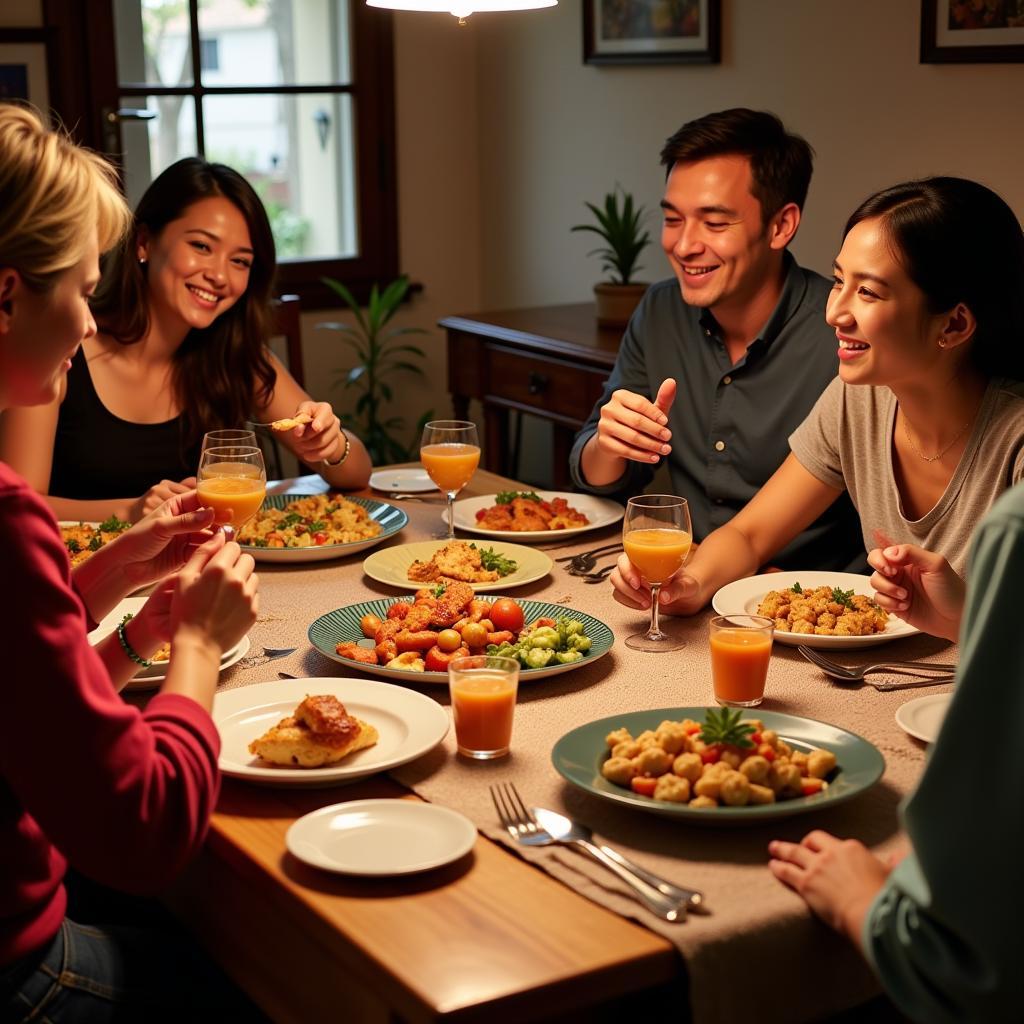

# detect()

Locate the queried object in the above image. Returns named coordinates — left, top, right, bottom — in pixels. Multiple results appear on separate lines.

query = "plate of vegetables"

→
left=309, top=594, right=614, bottom=684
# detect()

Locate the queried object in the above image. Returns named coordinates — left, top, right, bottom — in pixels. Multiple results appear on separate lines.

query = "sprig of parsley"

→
left=473, top=544, right=518, bottom=576
left=790, top=582, right=803, bottom=594
left=831, top=586, right=856, bottom=608
left=98, top=515, right=130, bottom=533
left=495, top=490, right=542, bottom=505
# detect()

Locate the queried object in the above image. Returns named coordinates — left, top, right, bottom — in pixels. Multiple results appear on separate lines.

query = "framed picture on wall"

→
left=921, top=0, right=1024, bottom=62
left=0, top=29, right=51, bottom=111
left=583, top=0, right=721, bottom=65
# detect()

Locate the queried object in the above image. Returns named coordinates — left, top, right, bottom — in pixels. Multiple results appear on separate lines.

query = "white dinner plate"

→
left=286, top=799, right=476, bottom=875
left=712, top=571, right=919, bottom=650
left=895, top=692, right=952, bottom=744
left=212, top=677, right=449, bottom=786
left=87, top=597, right=249, bottom=690
left=369, top=468, right=438, bottom=494
left=362, top=539, right=552, bottom=592
left=443, top=491, right=624, bottom=543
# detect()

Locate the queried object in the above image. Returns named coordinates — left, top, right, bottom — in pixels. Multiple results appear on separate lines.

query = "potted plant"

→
left=316, top=276, right=433, bottom=464
left=572, top=187, right=652, bottom=328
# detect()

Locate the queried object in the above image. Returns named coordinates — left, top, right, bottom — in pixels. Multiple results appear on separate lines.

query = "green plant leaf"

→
left=320, top=277, right=368, bottom=335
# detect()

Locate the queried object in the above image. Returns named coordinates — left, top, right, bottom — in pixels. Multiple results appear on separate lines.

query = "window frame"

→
left=42, top=0, right=398, bottom=308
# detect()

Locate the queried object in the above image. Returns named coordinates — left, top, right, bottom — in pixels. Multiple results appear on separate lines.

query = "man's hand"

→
left=768, top=830, right=891, bottom=943
left=867, top=534, right=964, bottom=642
left=595, top=378, right=677, bottom=465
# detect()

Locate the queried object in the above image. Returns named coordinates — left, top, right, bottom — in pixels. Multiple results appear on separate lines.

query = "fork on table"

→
left=796, top=645, right=956, bottom=689
left=489, top=782, right=689, bottom=922
left=554, top=544, right=623, bottom=572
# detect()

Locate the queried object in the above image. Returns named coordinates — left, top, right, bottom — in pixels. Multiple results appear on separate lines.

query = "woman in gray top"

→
left=609, top=176, right=1024, bottom=624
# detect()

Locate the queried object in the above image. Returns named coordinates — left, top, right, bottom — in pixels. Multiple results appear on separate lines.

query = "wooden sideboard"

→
left=440, top=304, right=622, bottom=489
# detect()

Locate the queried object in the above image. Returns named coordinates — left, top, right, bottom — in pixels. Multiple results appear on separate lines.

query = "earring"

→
left=938, top=338, right=947, bottom=348
left=138, top=257, right=147, bottom=266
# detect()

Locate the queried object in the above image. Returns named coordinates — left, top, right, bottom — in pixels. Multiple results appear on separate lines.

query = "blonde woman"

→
left=0, top=105, right=260, bottom=1020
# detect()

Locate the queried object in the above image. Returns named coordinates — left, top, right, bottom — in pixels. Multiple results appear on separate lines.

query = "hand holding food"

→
left=285, top=401, right=346, bottom=465
left=867, top=543, right=964, bottom=642
left=595, top=377, right=676, bottom=465
left=270, top=412, right=313, bottom=431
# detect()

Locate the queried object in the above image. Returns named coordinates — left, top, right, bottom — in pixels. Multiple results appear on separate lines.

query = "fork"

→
left=579, top=564, right=617, bottom=584
left=797, top=645, right=956, bottom=687
left=489, top=783, right=686, bottom=922
left=555, top=544, right=623, bottom=572
left=239, top=645, right=298, bottom=668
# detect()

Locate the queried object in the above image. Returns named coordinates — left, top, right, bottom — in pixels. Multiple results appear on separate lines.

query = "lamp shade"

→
left=367, top=0, right=556, bottom=19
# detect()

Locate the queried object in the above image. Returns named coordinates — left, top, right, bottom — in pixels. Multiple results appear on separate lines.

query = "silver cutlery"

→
left=580, top=565, right=617, bottom=584
left=797, top=644, right=956, bottom=689
left=531, top=806, right=703, bottom=910
left=489, top=782, right=686, bottom=922
left=555, top=544, right=623, bottom=572
left=240, top=646, right=298, bottom=668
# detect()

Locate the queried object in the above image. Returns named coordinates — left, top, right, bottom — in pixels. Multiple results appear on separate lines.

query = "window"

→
left=43, top=0, right=397, bottom=305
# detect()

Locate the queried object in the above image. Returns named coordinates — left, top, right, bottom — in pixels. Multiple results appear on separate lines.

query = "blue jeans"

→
left=1, top=917, right=264, bottom=1023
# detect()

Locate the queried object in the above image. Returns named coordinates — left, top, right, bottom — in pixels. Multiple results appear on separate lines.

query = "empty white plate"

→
left=286, top=799, right=477, bottom=875
left=369, top=468, right=438, bottom=494
left=895, top=692, right=952, bottom=744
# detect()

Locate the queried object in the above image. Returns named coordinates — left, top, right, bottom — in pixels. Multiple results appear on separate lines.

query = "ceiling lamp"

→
left=367, top=0, right=556, bottom=24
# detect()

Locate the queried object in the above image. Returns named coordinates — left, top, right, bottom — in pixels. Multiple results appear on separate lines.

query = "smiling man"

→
left=570, top=108, right=864, bottom=571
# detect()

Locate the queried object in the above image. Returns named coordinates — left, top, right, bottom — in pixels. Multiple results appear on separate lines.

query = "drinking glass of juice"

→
left=709, top=615, right=774, bottom=708
left=622, top=495, right=692, bottom=652
left=201, top=428, right=257, bottom=451
left=196, top=445, right=267, bottom=537
left=448, top=655, right=519, bottom=760
left=420, top=420, right=481, bottom=540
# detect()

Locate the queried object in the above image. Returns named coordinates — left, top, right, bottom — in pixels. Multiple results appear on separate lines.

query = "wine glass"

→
left=201, top=428, right=257, bottom=452
left=622, top=494, right=692, bottom=652
left=420, top=420, right=480, bottom=541
left=196, top=445, right=266, bottom=539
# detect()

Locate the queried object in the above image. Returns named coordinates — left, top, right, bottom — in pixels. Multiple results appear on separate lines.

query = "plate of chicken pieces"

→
left=444, top=490, right=624, bottom=543
left=362, top=538, right=552, bottom=591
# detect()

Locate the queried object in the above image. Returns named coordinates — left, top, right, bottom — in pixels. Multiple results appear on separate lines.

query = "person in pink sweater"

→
left=0, top=105, right=260, bottom=1020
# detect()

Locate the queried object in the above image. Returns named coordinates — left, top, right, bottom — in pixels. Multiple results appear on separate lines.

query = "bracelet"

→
left=117, top=613, right=153, bottom=669
left=322, top=429, right=351, bottom=468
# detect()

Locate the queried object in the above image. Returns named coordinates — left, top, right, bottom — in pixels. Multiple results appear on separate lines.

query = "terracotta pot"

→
left=593, top=282, right=648, bottom=328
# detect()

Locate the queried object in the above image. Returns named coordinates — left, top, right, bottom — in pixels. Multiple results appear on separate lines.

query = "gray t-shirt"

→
left=569, top=254, right=866, bottom=572
left=790, top=376, right=1024, bottom=575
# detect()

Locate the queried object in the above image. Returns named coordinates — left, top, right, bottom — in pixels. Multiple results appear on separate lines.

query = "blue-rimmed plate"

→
left=309, top=597, right=614, bottom=684
left=552, top=707, right=885, bottom=823
left=239, top=494, right=407, bottom=563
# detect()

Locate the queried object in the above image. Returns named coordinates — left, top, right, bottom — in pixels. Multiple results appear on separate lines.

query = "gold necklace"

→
left=901, top=410, right=973, bottom=463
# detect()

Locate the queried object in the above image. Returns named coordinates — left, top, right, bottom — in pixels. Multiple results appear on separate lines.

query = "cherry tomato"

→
left=750, top=731, right=763, bottom=745
left=460, top=622, right=488, bottom=649
left=436, top=629, right=462, bottom=652
left=800, top=778, right=825, bottom=796
left=359, top=613, right=382, bottom=638
left=758, top=743, right=776, bottom=762
left=630, top=776, right=658, bottom=797
left=489, top=598, right=525, bottom=633
left=699, top=744, right=722, bottom=765
left=313, top=531, right=329, bottom=545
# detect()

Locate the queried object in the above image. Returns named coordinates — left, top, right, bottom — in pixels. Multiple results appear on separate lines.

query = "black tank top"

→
left=49, top=349, right=200, bottom=500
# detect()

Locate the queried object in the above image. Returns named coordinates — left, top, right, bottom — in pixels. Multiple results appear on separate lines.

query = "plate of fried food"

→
left=309, top=587, right=614, bottom=684
left=445, top=490, right=624, bottom=543
left=552, top=706, right=885, bottom=823
left=362, top=538, right=551, bottom=592
left=60, top=516, right=132, bottom=567
left=87, top=597, right=250, bottom=690
left=213, top=677, right=449, bottom=786
left=711, top=571, right=919, bottom=650
left=236, top=493, right=407, bottom=563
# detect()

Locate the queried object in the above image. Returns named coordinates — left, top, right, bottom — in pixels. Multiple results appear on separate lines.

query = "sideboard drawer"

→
left=486, top=345, right=606, bottom=423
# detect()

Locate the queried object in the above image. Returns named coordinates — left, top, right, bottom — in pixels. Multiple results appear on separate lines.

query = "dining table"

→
left=155, top=465, right=956, bottom=1024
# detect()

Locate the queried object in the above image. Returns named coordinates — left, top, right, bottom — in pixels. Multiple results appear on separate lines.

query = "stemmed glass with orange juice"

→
left=420, top=420, right=480, bottom=540
left=622, top=494, right=692, bottom=652
left=196, top=445, right=266, bottom=538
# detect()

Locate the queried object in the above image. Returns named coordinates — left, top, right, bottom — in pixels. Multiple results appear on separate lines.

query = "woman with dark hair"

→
left=608, top=176, right=1024, bottom=623
left=0, top=157, right=370, bottom=522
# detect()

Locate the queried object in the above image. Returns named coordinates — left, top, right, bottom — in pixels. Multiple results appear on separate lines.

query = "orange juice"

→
left=197, top=471, right=266, bottom=528
left=450, top=672, right=517, bottom=757
left=623, top=528, right=692, bottom=584
left=421, top=443, right=480, bottom=492
left=710, top=628, right=773, bottom=706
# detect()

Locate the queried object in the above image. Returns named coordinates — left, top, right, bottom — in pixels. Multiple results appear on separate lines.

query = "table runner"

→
left=219, top=493, right=954, bottom=1024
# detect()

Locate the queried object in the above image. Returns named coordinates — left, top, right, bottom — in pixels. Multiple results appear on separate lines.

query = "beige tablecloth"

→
left=218, top=494, right=954, bottom=1024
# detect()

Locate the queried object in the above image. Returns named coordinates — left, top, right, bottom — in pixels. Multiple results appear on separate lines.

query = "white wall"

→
left=472, top=0, right=1024, bottom=305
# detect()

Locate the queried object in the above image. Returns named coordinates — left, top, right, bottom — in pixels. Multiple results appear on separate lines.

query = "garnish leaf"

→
left=697, top=707, right=756, bottom=749
left=831, top=586, right=855, bottom=609
left=475, top=545, right=518, bottom=576
left=98, top=515, right=130, bottom=533
left=495, top=490, right=541, bottom=505
left=791, top=582, right=803, bottom=594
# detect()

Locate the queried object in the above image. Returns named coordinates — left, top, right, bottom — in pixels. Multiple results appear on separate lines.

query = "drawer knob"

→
left=528, top=371, right=549, bottom=395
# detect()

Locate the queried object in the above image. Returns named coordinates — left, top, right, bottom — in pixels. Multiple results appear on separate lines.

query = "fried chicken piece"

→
left=430, top=579, right=476, bottom=625
left=248, top=694, right=378, bottom=767
left=334, top=641, right=379, bottom=664
left=429, top=541, right=499, bottom=583
left=475, top=504, right=514, bottom=530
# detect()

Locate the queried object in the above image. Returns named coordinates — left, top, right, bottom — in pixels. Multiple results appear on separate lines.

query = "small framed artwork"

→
left=583, top=0, right=721, bottom=65
left=921, top=0, right=1024, bottom=63
left=0, top=29, right=51, bottom=111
